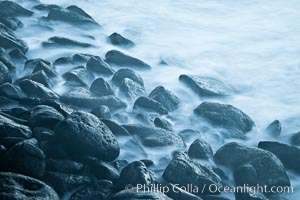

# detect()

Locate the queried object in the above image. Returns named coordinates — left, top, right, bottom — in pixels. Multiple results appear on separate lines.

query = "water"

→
left=15, top=0, right=300, bottom=198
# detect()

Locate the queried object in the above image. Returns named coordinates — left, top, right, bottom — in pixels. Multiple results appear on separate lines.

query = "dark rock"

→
left=265, top=120, right=281, bottom=137
left=116, top=161, right=155, bottom=191
left=149, top=86, right=180, bottom=111
left=55, top=111, right=120, bottom=161
left=29, top=70, right=52, bottom=88
left=111, top=68, right=144, bottom=87
left=29, top=105, right=64, bottom=129
left=111, top=189, right=171, bottom=200
left=46, top=6, right=99, bottom=27
left=0, top=1, right=33, bottom=17
left=0, top=82, right=22, bottom=100
left=108, top=32, right=135, bottom=48
left=61, top=87, right=125, bottom=111
left=46, top=159, right=84, bottom=174
left=19, top=79, right=59, bottom=99
left=34, top=4, right=61, bottom=11
left=85, top=157, right=119, bottom=180
left=0, top=114, right=32, bottom=139
left=32, top=60, right=57, bottom=77
left=179, top=75, right=234, bottom=97
left=33, top=127, right=54, bottom=141
left=53, top=56, right=72, bottom=65
left=24, top=58, right=51, bottom=70
left=120, top=78, right=146, bottom=101
left=124, top=124, right=184, bottom=147
left=105, top=50, right=151, bottom=70
left=140, top=159, right=154, bottom=167
left=101, top=119, right=131, bottom=136
left=154, top=117, right=172, bottom=131
left=91, top=105, right=111, bottom=119
left=135, top=112, right=159, bottom=125
left=40, top=140, right=68, bottom=159
left=86, top=56, right=114, bottom=75
left=63, top=66, right=90, bottom=87
left=5, top=139, right=46, bottom=178
left=134, top=96, right=168, bottom=115
left=0, top=136, right=25, bottom=149
left=0, top=17, right=23, bottom=30
left=258, top=141, right=300, bottom=174
left=41, top=99, right=74, bottom=117
left=163, top=152, right=222, bottom=195
left=194, top=102, right=255, bottom=139
left=166, top=183, right=203, bottom=200
left=188, top=139, right=213, bottom=159
left=72, top=53, right=92, bottom=63
left=0, top=172, right=59, bottom=200
left=90, top=77, right=114, bottom=96
left=0, top=47, right=15, bottom=71
left=0, top=61, right=11, bottom=85
left=290, top=131, right=300, bottom=146
left=42, top=36, right=92, bottom=48
left=8, top=48, right=27, bottom=62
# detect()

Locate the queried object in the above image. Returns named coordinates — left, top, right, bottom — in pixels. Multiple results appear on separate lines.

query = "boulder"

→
left=105, top=50, right=151, bottom=70
left=134, top=96, right=168, bottom=115
left=46, top=159, right=84, bottom=174
left=194, top=102, right=255, bottom=139
left=0, top=1, right=33, bottom=17
left=0, top=24, right=28, bottom=53
left=179, top=75, right=234, bottom=97
left=265, top=120, right=281, bottom=137
left=34, top=4, right=61, bottom=11
left=90, top=77, right=114, bottom=97
left=29, top=105, right=64, bottom=128
left=33, top=127, right=54, bottom=142
left=85, top=157, right=119, bottom=180
left=55, top=111, right=120, bottom=161
left=91, top=105, right=111, bottom=119
left=188, top=139, right=213, bottom=159
left=108, top=32, right=135, bottom=48
left=9, top=48, right=27, bottom=62
left=32, top=60, right=57, bottom=77
left=0, top=17, right=23, bottom=30
left=135, top=112, right=159, bottom=125
left=53, top=56, right=72, bottom=65
left=154, top=117, right=172, bottom=131
left=72, top=53, right=93, bottom=63
left=0, top=114, right=32, bottom=139
left=120, top=78, right=146, bottom=101
left=111, top=68, right=144, bottom=87
left=42, top=36, right=92, bottom=48
left=0, top=61, right=11, bottom=85
left=101, top=119, right=131, bottom=136
left=290, top=131, right=300, bottom=146
left=0, top=47, right=15, bottom=71
left=19, top=79, right=59, bottom=99
left=86, top=56, right=114, bottom=75
left=0, top=172, right=59, bottom=200
left=24, top=58, right=51, bottom=70
left=29, top=70, right=52, bottom=87
left=149, top=86, right=181, bottom=111
left=0, top=82, right=22, bottom=100
left=63, top=66, right=90, bottom=87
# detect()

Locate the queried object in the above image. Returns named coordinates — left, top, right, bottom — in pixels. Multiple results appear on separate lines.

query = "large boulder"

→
left=120, top=78, right=146, bottom=101
left=0, top=172, right=59, bottom=200
left=108, top=32, right=135, bottom=48
left=55, top=111, right=120, bottom=161
left=149, top=86, right=180, bottom=111
left=90, top=77, right=114, bottom=97
left=179, top=75, right=234, bottom=97
left=105, top=50, right=151, bottom=70
left=86, top=56, right=114, bottom=75
left=19, top=79, right=59, bottom=99
left=111, top=68, right=144, bottom=87
left=194, top=102, right=255, bottom=139
left=188, top=139, right=213, bottom=159
left=0, top=114, right=32, bottom=139
left=163, top=152, right=222, bottom=195
left=133, top=96, right=168, bottom=115
left=0, top=1, right=33, bottom=17
left=0, top=24, right=28, bottom=53
left=0, top=61, right=11, bottom=85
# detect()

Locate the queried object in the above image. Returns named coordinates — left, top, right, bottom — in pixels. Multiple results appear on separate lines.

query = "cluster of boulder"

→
left=0, top=1, right=299, bottom=200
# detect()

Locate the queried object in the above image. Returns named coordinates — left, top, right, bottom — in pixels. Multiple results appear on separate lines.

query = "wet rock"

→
left=290, top=131, right=300, bottom=146
left=9, top=48, right=27, bottom=62
left=0, top=1, right=33, bottom=17
left=120, top=78, right=147, bottom=101
left=179, top=75, right=234, bottom=97
left=24, top=58, right=51, bottom=70
left=0, top=47, right=15, bottom=71
left=40, top=140, right=68, bottom=159
left=124, top=124, right=184, bottom=147
left=105, top=50, right=151, bottom=70
left=32, top=60, right=57, bottom=77
left=101, top=119, right=131, bottom=136
left=0, top=17, right=23, bottom=30
left=42, top=36, right=92, bottom=48
left=86, top=56, right=114, bottom=75
left=0, top=137, right=25, bottom=149
left=188, top=139, right=213, bottom=159
left=108, top=32, right=135, bottom=48
left=258, top=141, right=300, bottom=174
left=90, top=77, right=114, bottom=96
left=0, top=114, right=32, bottom=139
left=112, top=68, right=144, bottom=87
left=166, top=183, right=203, bottom=200
left=0, top=61, right=11, bottom=85
left=149, top=86, right=180, bottom=111
left=0, top=82, right=22, bottom=100
left=0, top=172, right=59, bottom=200
left=53, top=56, right=72, bottom=65
left=34, top=4, right=61, bottom=11
left=46, top=5, right=99, bottom=27
left=115, top=161, right=155, bottom=191
left=265, top=120, right=281, bottom=137
left=61, top=87, right=125, bottom=111
left=33, top=127, right=54, bottom=141
left=29, top=105, right=64, bottom=129
left=85, top=157, right=119, bottom=180
left=163, top=152, right=222, bottom=195
left=154, top=117, right=172, bottom=131
left=134, top=96, right=168, bottom=115
left=29, top=70, right=52, bottom=88
left=140, top=159, right=154, bottom=167
left=111, top=189, right=171, bottom=200
left=194, top=102, right=255, bottom=139
left=46, top=159, right=84, bottom=174
left=55, top=111, right=120, bottom=161
left=63, top=66, right=90, bottom=87
left=72, top=53, right=93, bottom=63
left=5, top=139, right=46, bottom=178
left=19, top=79, right=59, bottom=99
left=91, top=105, right=111, bottom=119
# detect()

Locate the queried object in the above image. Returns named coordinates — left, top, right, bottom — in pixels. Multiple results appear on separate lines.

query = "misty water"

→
left=15, top=0, right=300, bottom=199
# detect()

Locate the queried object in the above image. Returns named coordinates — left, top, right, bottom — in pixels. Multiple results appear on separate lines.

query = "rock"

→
left=85, top=157, right=119, bottom=180
left=154, top=117, right=172, bottom=131
left=9, top=48, right=27, bottom=62
left=265, top=120, right=281, bottom=137
left=140, top=159, right=154, bottom=167
left=53, top=56, right=72, bottom=65
left=63, top=66, right=90, bottom=87
left=0, top=47, right=15, bottom=71
left=123, top=124, right=184, bottom=147
left=46, top=5, right=99, bottom=27
left=120, top=78, right=147, bottom=101
left=0, top=114, right=32, bottom=139
left=116, top=161, right=155, bottom=191
left=111, top=68, right=144, bottom=87
left=134, top=96, right=168, bottom=115
left=0, top=137, right=25, bottom=149
left=29, top=70, right=52, bottom=88
left=46, top=159, right=84, bottom=174
left=55, top=111, right=120, bottom=161
left=0, top=172, right=59, bottom=200
left=91, top=105, right=111, bottom=119
left=32, top=60, right=57, bottom=77
left=90, top=77, right=114, bottom=97
left=19, top=79, right=59, bottom=99
left=290, top=131, right=300, bottom=146
left=163, top=152, right=222, bottom=195
left=194, top=102, right=255, bottom=139
left=178, top=129, right=202, bottom=143
left=0, top=61, right=11, bottom=85
left=5, top=139, right=46, bottom=178
left=188, top=139, right=213, bottom=159
left=29, top=105, right=64, bottom=129
left=86, top=56, right=114, bottom=75
left=42, top=36, right=92, bottom=48
left=0, top=1, right=33, bottom=17
left=0, top=23, right=28, bottom=53
left=40, top=140, right=68, bottom=159
left=258, top=141, right=300, bottom=174
left=111, top=188, right=171, bottom=200
left=166, top=183, right=203, bottom=200
left=61, top=87, right=125, bottom=111
left=34, top=4, right=61, bottom=11
left=0, top=17, right=23, bottom=30
left=105, top=50, right=151, bottom=70
left=149, top=86, right=180, bottom=111
left=101, top=119, right=131, bottom=136
left=135, top=112, right=159, bottom=125
left=24, top=58, right=51, bottom=70
left=179, top=75, right=234, bottom=97
left=108, top=32, right=135, bottom=48
left=0, top=82, right=22, bottom=100
left=72, top=53, right=93, bottom=63
left=33, top=127, right=54, bottom=141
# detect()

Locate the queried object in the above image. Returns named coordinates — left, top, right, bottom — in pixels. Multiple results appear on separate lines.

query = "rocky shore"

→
left=0, top=0, right=299, bottom=200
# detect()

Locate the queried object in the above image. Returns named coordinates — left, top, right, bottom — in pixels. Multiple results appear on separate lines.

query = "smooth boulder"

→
left=90, top=77, right=114, bottom=97
left=29, top=105, right=64, bottom=128
left=134, top=96, right=168, bottom=115
left=120, top=78, right=146, bottom=101
left=149, top=86, right=180, bottom=111
left=19, top=79, right=59, bottom=99
left=108, top=32, right=135, bottom=48
left=86, top=56, right=114, bottom=75
left=0, top=114, right=32, bottom=139
left=188, top=139, right=213, bottom=159
left=111, top=68, right=144, bottom=87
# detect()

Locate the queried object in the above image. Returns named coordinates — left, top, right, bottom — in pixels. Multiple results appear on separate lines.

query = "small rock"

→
left=265, top=120, right=281, bottom=137
left=86, top=56, right=114, bottom=75
left=91, top=105, right=111, bottom=119
left=108, top=32, right=135, bottom=48
left=112, top=68, right=144, bottom=87
left=149, top=86, right=180, bottom=111
left=188, top=139, right=213, bottom=159
left=19, top=79, right=59, bottom=99
left=90, top=77, right=114, bottom=97
left=134, top=96, right=168, bottom=115
left=42, top=36, right=92, bottom=48
left=34, top=4, right=61, bottom=11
